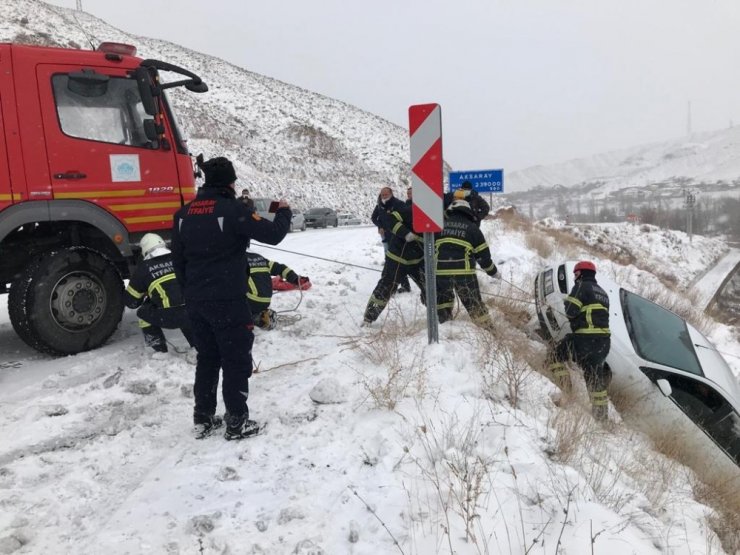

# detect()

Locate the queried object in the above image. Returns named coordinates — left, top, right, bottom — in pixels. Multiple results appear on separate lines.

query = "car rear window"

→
left=621, top=290, right=702, bottom=376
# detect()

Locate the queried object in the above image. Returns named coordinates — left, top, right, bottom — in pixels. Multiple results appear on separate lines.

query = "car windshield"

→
left=307, top=208, right=326, bottom=215
left=621, top=289, right=702, bottom=376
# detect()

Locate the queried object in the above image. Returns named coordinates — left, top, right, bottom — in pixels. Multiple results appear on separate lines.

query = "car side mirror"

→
left=656, top=378, right=673, bottom=397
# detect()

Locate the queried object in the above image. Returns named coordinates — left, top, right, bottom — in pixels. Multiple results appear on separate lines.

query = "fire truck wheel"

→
left=8, top=248, right=124, bottom=356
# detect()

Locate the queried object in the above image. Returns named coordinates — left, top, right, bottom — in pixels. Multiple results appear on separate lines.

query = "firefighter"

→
left=443, top=181, right=490, bottom=227
left=363, top=198, right=424, bottom=324
left=548, top=261, right=612, bottom=421
left=124, top=233, right=194, bottom=353
left=435, top=199, right=499, bottom=331
left=370, top=187, right=411, bottom=293
left=246, top=249, right=310, bottom=330
left=171, top=156, right=291, bottom=440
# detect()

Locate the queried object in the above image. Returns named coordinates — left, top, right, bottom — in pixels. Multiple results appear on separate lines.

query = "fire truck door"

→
left=35, top=64, right=182, bottom=232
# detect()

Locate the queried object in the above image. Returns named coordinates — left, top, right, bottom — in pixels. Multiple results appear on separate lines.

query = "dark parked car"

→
left=304, top=207, right=338, bottom=228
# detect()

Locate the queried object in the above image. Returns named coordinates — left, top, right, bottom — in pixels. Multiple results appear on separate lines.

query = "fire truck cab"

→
left=0, top=42, right=207, bottom=355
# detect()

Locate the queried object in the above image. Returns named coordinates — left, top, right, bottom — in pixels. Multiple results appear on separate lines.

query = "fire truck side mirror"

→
left=133, top=67, right=160, bottom=117
left=185, top=81, right=209, bottom=93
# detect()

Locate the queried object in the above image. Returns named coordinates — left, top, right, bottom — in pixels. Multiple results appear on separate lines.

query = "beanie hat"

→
left=200, top=157, right=237, bottom=188
left=460, top=181, right=473, bottom=190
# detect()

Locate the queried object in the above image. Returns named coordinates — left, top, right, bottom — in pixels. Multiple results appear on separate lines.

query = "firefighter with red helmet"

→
left=549, top=260, right=612, bottom=421
left=435, top=199, right=499, bottom=330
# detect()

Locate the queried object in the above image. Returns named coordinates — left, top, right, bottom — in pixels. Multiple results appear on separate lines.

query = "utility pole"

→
left=76, top=0, right=83, bottom=11
left=685, top=190, right=696, bottom=242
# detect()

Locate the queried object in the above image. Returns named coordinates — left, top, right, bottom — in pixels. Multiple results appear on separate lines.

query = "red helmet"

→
left=574, top=260, right=596, bottom=273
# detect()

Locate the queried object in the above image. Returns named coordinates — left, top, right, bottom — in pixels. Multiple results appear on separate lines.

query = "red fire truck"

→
left=0, top=42, right=207, bottom=355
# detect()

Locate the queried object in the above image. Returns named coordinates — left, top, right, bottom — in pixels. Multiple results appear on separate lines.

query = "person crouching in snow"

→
left=246, top=249, right=310, bottom=330
left=125, top=233, right=194, bottom=353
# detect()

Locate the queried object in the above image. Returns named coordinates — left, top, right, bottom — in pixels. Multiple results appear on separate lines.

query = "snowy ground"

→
left=0, top=222, right=738, bottom=554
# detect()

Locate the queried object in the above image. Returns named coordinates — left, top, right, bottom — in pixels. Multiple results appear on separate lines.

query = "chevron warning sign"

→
left=409, top=104, right=443, bottom=233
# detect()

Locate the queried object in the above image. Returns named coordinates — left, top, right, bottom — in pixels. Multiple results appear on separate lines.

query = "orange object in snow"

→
left=272, top=276, right=312, bottom=291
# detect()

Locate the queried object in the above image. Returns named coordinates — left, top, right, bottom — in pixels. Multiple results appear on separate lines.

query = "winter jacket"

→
left=564, top=274, right=610, bottom=335
left=435, top=207, right=497, bottom=276
left=443, top=190, right=491, bottom=225
left=378, top=198, right=423, bottom=264
left=245, top=251, right=300, bottom=305
left=171, top=187, right=291, bottom=302
left=124, top=251, right=184, bottom=309
left=371, top=194, right=396, bottom=243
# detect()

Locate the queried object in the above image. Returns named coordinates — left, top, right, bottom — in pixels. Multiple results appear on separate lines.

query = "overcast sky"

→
left=47, top=0, right=740, bottom=172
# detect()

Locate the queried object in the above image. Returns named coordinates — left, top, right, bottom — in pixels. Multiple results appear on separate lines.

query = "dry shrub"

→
left=547, top=402, right=594, bottom=463
left=465, top=320, right=541, bottom=409
left=482, top=278, right=533, bottom=330
left=524, top=230, right=553, bottom=258
left=497, top=210, right=532, bottom=232
left=692, top=475, right=740, bottom=554
left=356, top=327, right=426, bottom=410
left=410, top=410, right=495, bottom=549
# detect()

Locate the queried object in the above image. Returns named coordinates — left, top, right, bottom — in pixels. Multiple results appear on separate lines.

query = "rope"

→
left=255, top=244, right=381, bottom=273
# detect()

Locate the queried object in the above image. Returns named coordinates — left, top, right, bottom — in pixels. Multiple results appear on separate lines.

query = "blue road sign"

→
left=449, top=169, right=504, bottom=193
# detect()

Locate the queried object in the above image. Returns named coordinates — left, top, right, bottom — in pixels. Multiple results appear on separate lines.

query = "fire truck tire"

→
left=8, top=248, right=124, bottom=356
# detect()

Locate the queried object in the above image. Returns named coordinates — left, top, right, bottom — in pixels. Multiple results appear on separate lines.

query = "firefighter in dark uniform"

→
left=371, top=187, right=411, bottom=293
left=363, top=198, right=424, bottom=324
left=443, top=181, right=490, bottom=227
left=171, top=156, right=291, bottom=440
left=124, top=233, right=194, bottom=353
left=246, top=249, right=309, bottom=330
left=435, top=199, right=499, bottom=331
left=548, top=261, right=612, bottom=421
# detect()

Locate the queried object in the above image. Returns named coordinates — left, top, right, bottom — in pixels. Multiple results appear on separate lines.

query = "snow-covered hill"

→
left=0, top=0, right=412, bottom=215
left=508, top=125, right=740, bottom=195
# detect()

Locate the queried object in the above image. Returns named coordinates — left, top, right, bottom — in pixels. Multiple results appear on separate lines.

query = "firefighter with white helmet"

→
left=435, top=199, right=499, bottom=331
left=124, top=233, right=194, bottom=353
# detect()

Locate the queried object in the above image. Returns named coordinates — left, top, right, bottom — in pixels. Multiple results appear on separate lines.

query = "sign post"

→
left=409, top=104, right=444, bottom=344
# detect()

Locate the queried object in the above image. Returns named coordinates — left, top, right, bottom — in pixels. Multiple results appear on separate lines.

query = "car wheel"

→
left=301, top=223, right=306, bottom=231
left=333, top=219, right=338, bottom=227
left=289, top=222, right=294, bottom=233
left=8, top=247, right=124, bottom=355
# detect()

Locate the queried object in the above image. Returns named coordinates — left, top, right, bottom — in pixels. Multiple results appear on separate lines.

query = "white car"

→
left=290, top=210, right=306, bottom=232
left=337, top=213, right=362, bottom=226
left=535, top=261, right=740, bottom=468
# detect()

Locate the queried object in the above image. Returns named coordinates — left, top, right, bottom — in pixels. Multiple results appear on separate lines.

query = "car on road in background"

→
left=535, top=261, right=740, bottom=468
left=338, top=213, right=362, bottom=226
left=304, top=207, right=338, bottom=228
left=290, top=210, right=306, bottom=232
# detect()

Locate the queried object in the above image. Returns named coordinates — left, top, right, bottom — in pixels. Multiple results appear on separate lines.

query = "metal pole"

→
left=423, top=232, right=438, bottom=343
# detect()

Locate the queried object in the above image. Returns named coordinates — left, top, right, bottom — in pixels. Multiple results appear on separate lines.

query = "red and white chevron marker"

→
left=409, top=104, right=443, bottom=233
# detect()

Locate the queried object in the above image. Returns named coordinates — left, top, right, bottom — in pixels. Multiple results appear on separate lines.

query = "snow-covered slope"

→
left=0, top=222, right=738, bottom=554
left=508, top=126, right=740, bottom=194
left=0, top=0, right=411, bottom=214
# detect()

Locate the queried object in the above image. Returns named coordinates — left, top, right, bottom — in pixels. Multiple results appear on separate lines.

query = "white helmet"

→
left=448, top=199, right=471, bottom=211
left=139, top=233, right=166, bottom=259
